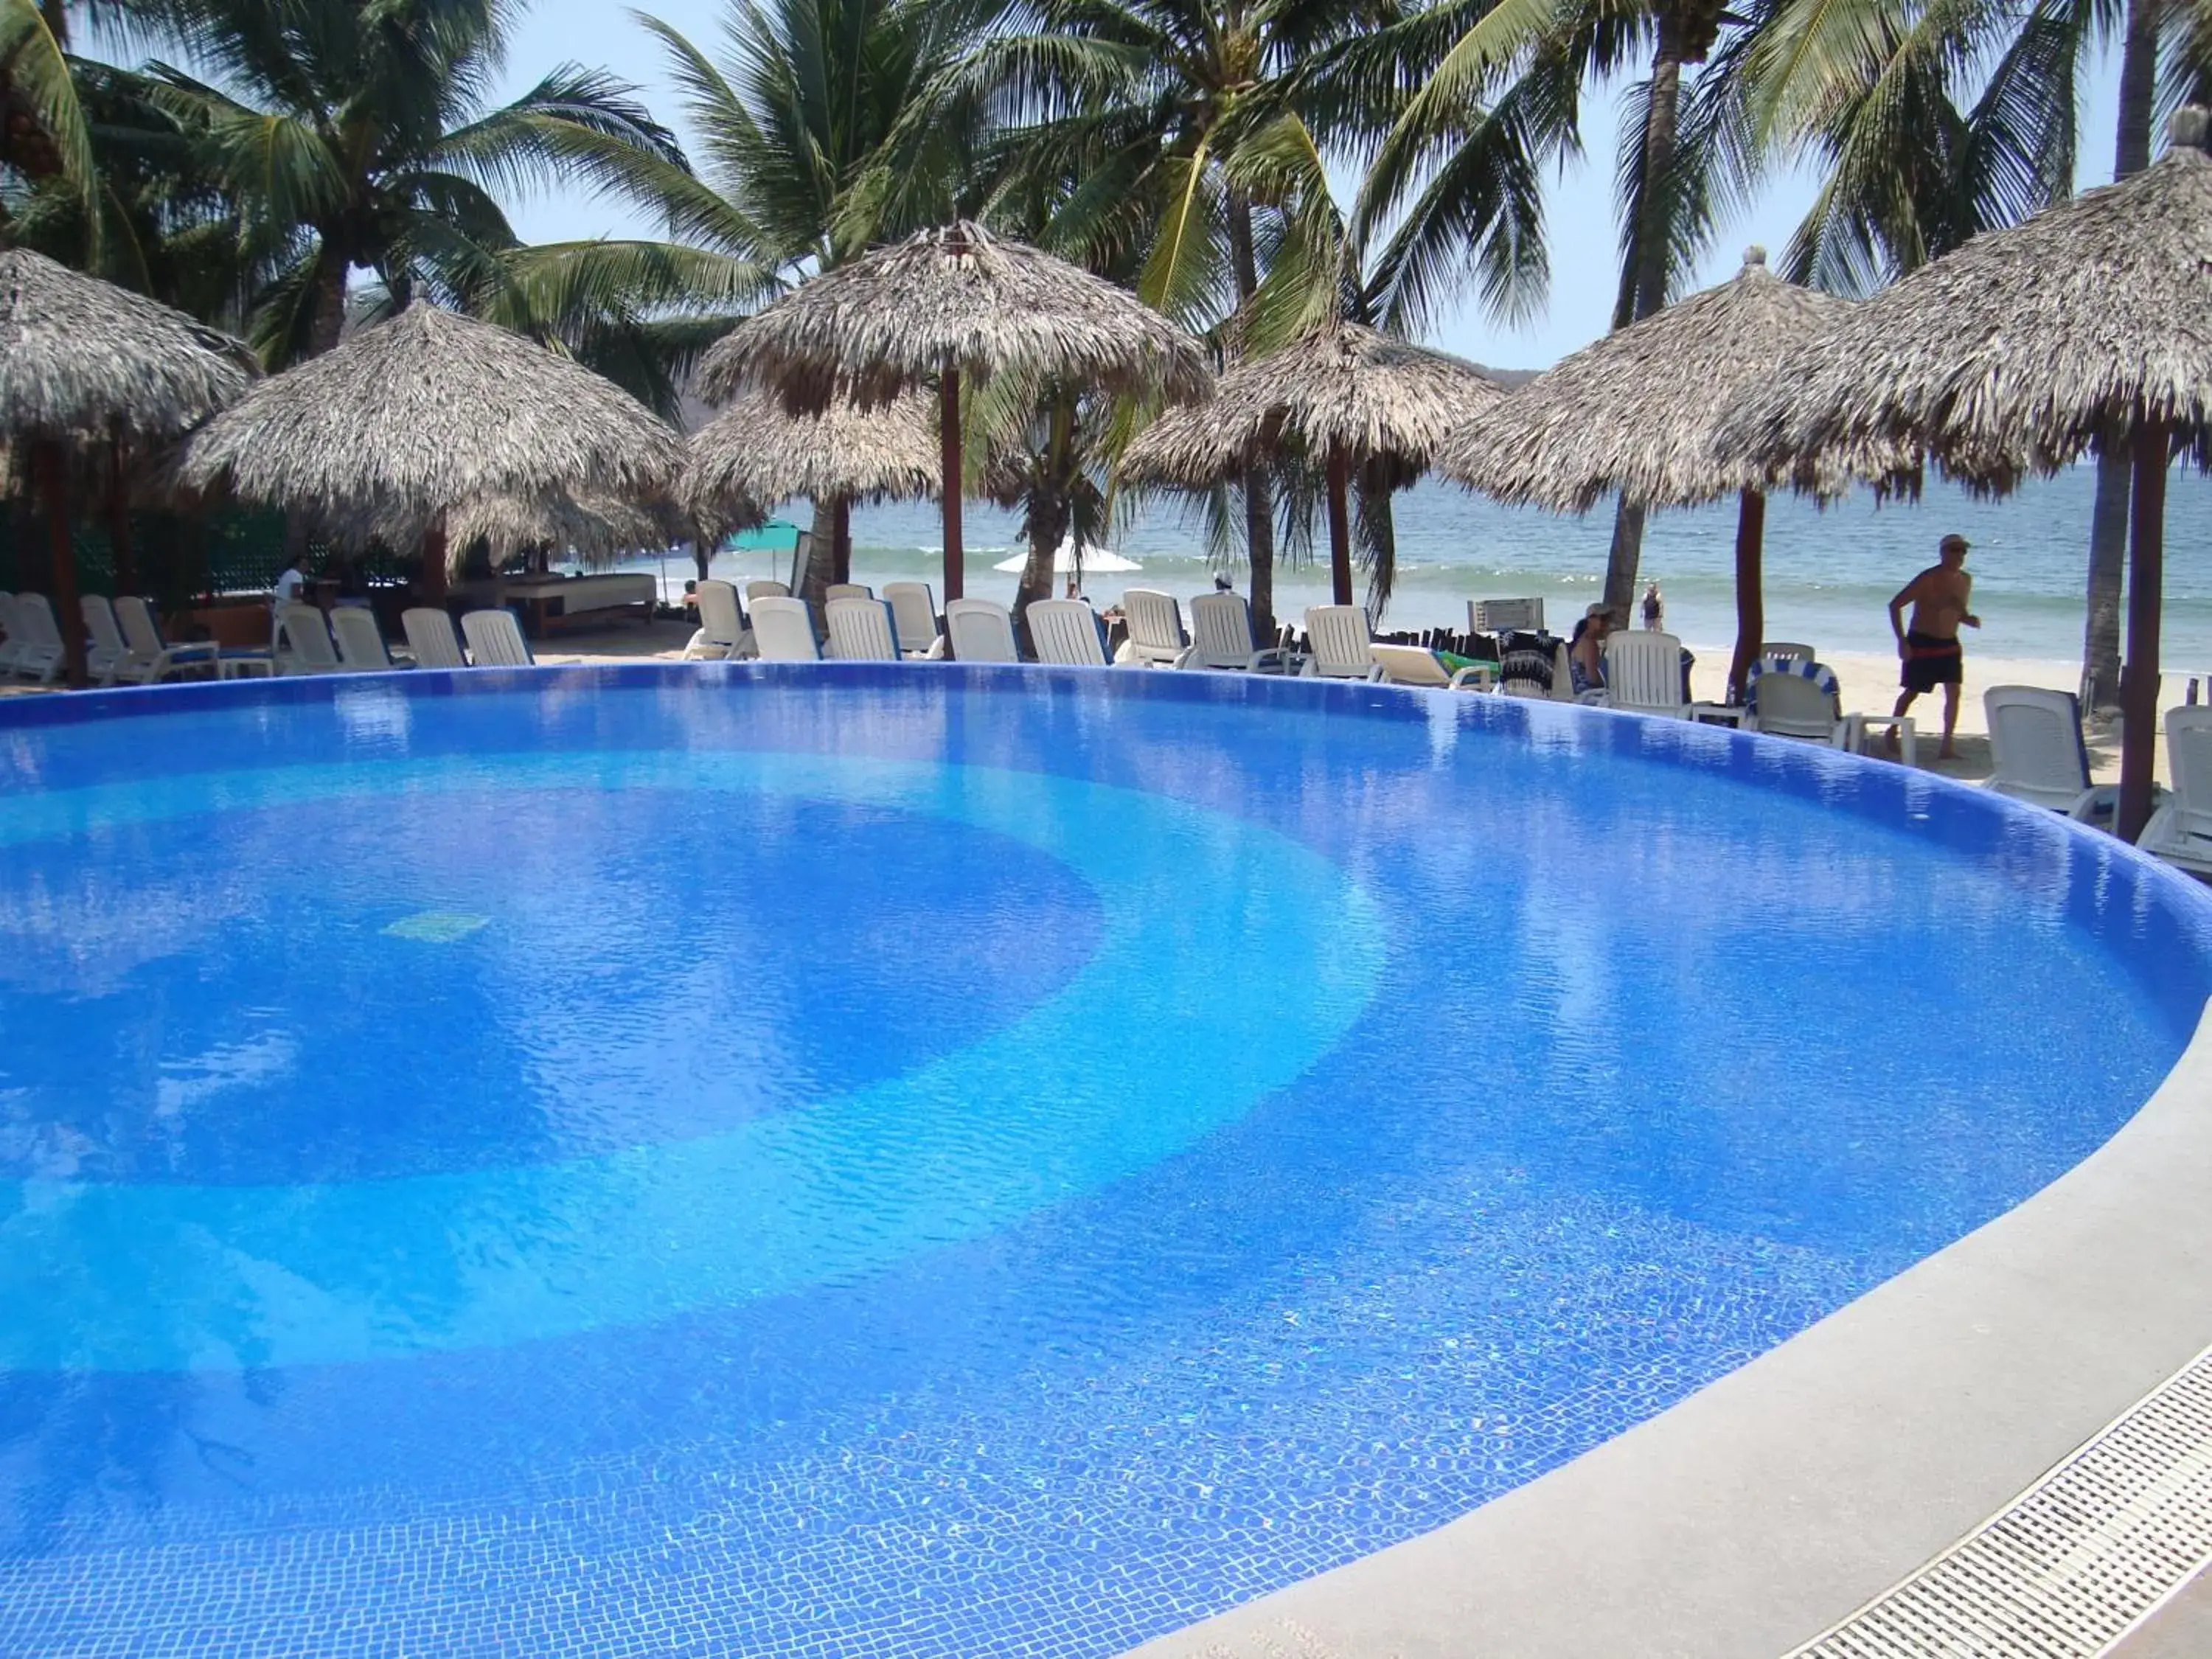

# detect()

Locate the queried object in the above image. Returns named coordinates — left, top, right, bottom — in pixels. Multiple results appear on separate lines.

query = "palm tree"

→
left=133, top=0, right=685, bottom=367
left=1745, top=0, right=2173, bottom=711
left=958, top=0, right=1379, bottom=636
left=1346, top=0, right=1761, bottom=612
left=543, top=0, right=982, bottom=593
left=0, top=0, right=101, bottom=218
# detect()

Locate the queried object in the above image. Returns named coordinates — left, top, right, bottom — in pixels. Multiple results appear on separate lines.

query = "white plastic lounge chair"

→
left=82, top=596, right=133, bottom=684
left=1745, top=655, right=1846, bottom=745
left=330, top=606, right=401, bottom=669
left=1184, top=591, right=1291, bottom=672
left=1299, top=606, right=1379, bottom=680
left=824, top=582, right=873, bottom=602
left=114, top=596, right=220, bottom=683
left=403, top=607, right=468, bottom=669
left=824, top=594, right=900, bottom=660
left=1984, top=686, right=2114, bottom=820
left=1120, top=589, right=1189, bottom=667
left=1469, top=597, right=1545, bottom=634
left=743, top=580, right=790, bottom=614
left=1600, top=630, right=1692, bottom=718
left=1026, top=598, right=1112, bottom=667
left=461, top=609, right=534, bottom=667
left=1370, top=642, right=1491, bottom=690
left=882, top=581, right=941, bottom=657
left=684, top=579, right=751, bottom=661
left=274, top=602, right=345, bottom=675
left=7, top=593, right=65, bottom=684
left=2140, top=709, right=2212, bottom=877
left=1761, top=641, right=1815, bottom=664
left=749, top=595, right=822, bottom=662
left=945, top=597, right=1018, bottom=662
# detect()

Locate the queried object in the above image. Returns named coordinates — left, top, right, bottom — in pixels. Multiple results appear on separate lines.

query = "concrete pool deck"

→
left=1130, top=1004, right=2212, bottom=1659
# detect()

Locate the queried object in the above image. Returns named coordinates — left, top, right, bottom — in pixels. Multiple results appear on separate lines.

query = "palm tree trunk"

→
left=1227, top=192, right=1277, bottom=640
left=1325, top=445, right=1353, bottom=607
left=939, top=369, right=964, bottom=602
left=2117, top=420, right=2166, bottom=842
left=1016, top=396, right=1079, bottom=621
left=1727, top=489, right=1765, bottom=702
left=2080, top=0, right=2160, bottom=712
left=1601, top=30, right=1689, bottom=617
left=35, top=441, right=85, bottom=686
left=307, top=245, right=349, bottom=357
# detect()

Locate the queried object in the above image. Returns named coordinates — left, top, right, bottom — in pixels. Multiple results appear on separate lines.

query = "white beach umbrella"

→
left=992, top=535, right=1141, bottom=575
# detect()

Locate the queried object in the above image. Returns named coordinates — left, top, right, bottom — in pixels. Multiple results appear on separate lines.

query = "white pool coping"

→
left=1129, top=1001, right=2212, bottom=1659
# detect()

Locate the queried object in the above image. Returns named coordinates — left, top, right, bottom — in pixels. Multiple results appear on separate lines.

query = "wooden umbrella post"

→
left=831, top=495, right=853, bottom=585
left=107, top=431, right=137, bottom=596
left=35, top=440, right=88, bottom=688
left=940, top=369, right=964, bottom=602
left=422, top=516, right=451, bottom=605
left=1325, top=442, right=1354, bottom=607
left=2117, top=419, right=2167, bottom=842
left=1727, top=488, right=1767, bottom=703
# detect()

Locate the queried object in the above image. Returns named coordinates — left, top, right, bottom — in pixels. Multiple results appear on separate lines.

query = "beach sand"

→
left=1682, top=645, right=2189, bottom=788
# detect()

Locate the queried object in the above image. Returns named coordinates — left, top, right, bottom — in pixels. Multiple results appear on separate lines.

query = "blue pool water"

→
left=2, top=665, right=2208, bottom=1655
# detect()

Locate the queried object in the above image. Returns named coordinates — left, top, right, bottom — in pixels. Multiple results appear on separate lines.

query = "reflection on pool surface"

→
left=2, top=664, right=2207, bottom=1656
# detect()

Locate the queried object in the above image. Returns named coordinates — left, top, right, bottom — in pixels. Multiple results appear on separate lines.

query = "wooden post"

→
left=1727, top=488, right=1767, bottom=703
left=422, top=518, right=451, bottom=604
left=107, top=431, right=137, bottom=595
left=939, top=369, right=964, bottom=602
left=2117, top=420, right=2166, bottom=842
left=35, top=441, right=87, bottom=687
left=831, top=495, right=852, bottom=585
left=1325, top=443, right=1353, bottom=607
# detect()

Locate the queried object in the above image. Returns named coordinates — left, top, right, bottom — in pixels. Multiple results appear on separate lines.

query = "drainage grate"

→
left=1790, top=1341, right=2212, bottom=1658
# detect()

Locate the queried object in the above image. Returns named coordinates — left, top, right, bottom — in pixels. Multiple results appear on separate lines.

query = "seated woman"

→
left=1568, top=603, right=1614, bottom=695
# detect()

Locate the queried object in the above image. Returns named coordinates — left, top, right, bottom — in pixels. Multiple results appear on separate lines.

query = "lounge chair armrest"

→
left=1447, top=665, right=1493, bottom=690
left=2067, top=786, right=2118, bottom=821
left=1172, top=644, right=1200, bottom=669
left=1576, top=689, right=1607, bottom=706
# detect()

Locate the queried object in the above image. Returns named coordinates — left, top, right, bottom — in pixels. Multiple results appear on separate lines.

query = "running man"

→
left=1888, top=533, right=1980, bottom=758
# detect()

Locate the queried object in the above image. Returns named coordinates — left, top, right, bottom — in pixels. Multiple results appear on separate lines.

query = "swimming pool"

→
left=3, top=664, right=2206, bottom=1656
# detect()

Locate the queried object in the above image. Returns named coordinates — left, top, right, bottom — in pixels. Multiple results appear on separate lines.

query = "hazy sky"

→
left=489, top=1, right=2132, bottom=372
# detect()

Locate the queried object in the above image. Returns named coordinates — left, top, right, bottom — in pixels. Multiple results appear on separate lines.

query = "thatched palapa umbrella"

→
left=179, top=305, right=681, bottom=597
left=698, top=221, right=1209, bottom=602
left=1717, top=111, right=2212, bottom=840
left=443, top=489, right=681, bottom=568
left=1440, top=248, right=1894, bottom=700
left=1121, top=321, right=1503, bottom=609
left=680, top=389, right=936, bottom=588
left=0, top=248, right=257, bottom=684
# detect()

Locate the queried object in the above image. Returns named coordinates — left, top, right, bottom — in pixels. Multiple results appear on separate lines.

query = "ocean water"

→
left=646, top=466, right=2212, bottom=665
left=4, top=664, right=2209, bottom=1655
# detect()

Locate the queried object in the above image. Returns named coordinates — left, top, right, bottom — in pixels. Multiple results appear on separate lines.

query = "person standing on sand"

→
left=1888, top=533, right=1981, bottom=758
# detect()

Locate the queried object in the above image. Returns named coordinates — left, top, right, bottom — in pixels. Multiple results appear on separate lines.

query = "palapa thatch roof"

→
left=680, top=389, right=937, bottom=523
left=1120, top=321, right=1503, bottom=487
left=0, top=247, right=257, bottom=442
left=698, top=221, right=1212, bottom=410
left=443, top=489, right=684, bottom=568
left=1716, top=132, right=2212, bottom=481
left=1441, top=249, right=1904, bottom=512
left=177, top=305, right=681, bottom=539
